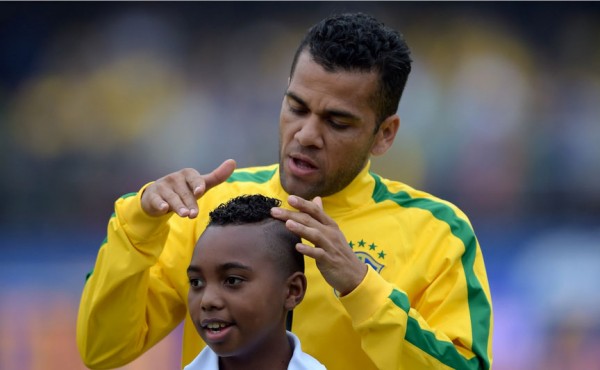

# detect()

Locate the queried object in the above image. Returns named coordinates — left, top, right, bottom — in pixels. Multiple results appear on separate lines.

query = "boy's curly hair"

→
left=208, top=194, right=304, bottom=274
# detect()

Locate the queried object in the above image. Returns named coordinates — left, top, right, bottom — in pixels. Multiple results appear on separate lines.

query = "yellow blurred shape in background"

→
left=9, top=54, right=183, bottom=158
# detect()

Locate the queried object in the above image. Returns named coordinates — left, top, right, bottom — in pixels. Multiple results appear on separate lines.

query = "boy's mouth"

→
left=204, top=322, right=231, bottom=333
left=200, top=320, right=235, bottom=343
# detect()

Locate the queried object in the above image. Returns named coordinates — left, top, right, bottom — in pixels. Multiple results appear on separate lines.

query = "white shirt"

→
left=184, top=331, right=327, bottom=370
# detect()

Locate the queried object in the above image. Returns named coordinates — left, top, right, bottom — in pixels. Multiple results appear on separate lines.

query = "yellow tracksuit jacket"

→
left=77, top=162, right=493, bottom=369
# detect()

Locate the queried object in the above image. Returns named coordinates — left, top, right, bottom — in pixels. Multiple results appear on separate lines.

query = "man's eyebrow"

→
left=285, top=91, right=360, bottom=121
left=285, top=91, right=307, bottom=106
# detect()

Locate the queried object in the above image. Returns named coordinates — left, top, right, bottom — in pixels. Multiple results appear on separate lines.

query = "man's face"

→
left=278, top=51, right=382, bottom=200
left=187, top=224, right=288, bottom=359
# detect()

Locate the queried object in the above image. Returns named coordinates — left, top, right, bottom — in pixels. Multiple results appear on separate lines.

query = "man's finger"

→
left=162, top=190, right=190, bottom=217
left=146, top=192, right=169, bottom=216
left=164, top=175, right=198, bottom=216
left=286, top=219, right=317, bottom=240
left=197, top=159, right=237, bottom=195
left=288, top=195, right=330, bottom=224
left=271, top=207, right=318, bottom=229
left=296, top=242, right=326, bottom=260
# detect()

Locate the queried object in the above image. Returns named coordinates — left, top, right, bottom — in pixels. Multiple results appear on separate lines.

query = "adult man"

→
left=77, top=12, right=493, bottom=370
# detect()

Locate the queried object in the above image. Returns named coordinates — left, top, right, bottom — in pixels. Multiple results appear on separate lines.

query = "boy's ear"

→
left=284, top=272, right=307, bottom=311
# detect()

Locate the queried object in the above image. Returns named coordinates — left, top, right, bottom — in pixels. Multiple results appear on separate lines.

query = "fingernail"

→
left=271, top=207, right=282, bottom=216
left=288, top=195, right=298, bottom=205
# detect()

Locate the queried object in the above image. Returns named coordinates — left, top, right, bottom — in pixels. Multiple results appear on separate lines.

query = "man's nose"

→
left=294, top=115, right=324, bottom=148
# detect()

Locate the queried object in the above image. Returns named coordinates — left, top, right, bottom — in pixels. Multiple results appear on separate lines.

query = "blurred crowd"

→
left=2, top=2, right=599, bottom=231
left=1, top=2, right=599, bottom=369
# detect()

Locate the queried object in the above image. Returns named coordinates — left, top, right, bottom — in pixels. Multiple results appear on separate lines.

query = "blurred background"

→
left=1, top=2, right=599, bottom=369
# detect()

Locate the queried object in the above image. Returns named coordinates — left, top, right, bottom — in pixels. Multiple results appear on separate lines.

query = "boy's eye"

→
left=189, top=278, right=204, bottom=288
left=224, top=276, right=244, bottom=286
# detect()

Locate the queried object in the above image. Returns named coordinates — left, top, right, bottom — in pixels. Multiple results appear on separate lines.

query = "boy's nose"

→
left=200, top=285, right=224, bottom=311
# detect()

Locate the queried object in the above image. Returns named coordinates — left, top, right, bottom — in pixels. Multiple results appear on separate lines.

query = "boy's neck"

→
left=218, top=331, right=293, bottom=370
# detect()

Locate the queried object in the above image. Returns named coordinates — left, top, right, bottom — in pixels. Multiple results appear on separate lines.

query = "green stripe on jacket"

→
left=372, top=173, right=491, bottom=370
left=226, top=168, right=277, bottom=183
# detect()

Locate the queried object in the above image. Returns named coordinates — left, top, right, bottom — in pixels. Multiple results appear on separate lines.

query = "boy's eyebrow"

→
left=187, top=262, right=253, bottom=274
left=220, top=262, right=253, bottom=272
left=285, top=91, right=360, bottom=121
left=187, top=265, right=202, bottom=274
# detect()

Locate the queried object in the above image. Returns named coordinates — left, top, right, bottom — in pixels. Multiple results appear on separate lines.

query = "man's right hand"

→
left=141, top=159, right=236, bottom=218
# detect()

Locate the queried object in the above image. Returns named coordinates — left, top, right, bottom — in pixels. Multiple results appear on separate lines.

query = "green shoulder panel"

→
left=226, top=167, right=277, bottom=184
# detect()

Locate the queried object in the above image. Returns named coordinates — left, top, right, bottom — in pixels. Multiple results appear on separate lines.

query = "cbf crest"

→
left=334, top=238, right=386, bottom=297
left=348, top=239, right=386, bottom=273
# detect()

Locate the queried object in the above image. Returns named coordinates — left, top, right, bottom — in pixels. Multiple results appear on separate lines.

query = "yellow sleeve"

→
left=340, top=231, right=493, bottom=369
left=76, top=185, right=189, bottom=369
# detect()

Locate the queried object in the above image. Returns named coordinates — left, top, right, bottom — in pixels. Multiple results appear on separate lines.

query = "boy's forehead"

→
left=194, top=223, right=272, bottom=256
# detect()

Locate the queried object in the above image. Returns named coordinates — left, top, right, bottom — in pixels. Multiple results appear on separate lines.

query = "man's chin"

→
left=281, top=175, right=317, bottom=200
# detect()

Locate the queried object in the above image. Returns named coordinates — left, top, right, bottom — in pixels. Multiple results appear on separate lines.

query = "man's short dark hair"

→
left=208, top=194, right=304, bottom=275
left=290, top=12, right=412, bottom=127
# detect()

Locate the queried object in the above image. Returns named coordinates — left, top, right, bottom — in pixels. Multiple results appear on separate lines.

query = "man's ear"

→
left=370, top=114, right=400, bottom=156
left=284, top=272, right=307, bottom=311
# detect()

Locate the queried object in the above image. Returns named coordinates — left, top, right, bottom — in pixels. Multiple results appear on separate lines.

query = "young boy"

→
left=185, top=194, right=326, bottom=370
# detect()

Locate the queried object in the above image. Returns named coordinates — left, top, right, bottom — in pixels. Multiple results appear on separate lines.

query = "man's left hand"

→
left=271, top=195, right=367, bottom=296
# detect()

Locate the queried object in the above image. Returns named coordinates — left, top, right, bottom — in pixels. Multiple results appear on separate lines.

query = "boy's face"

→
left=187, top=224, right=291, bottom=358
